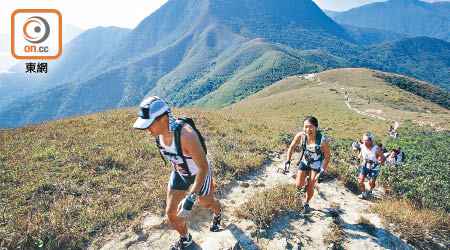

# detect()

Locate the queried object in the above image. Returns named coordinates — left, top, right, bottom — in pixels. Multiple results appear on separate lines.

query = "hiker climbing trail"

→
left=95, top=152, right=412, bottom=250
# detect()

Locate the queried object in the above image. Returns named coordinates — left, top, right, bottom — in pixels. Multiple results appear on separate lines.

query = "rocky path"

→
left=94, top=152, right=412, bottom=250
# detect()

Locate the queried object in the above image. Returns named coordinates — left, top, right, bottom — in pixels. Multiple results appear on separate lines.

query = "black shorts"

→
left=298, top=161, right=321, bottom=173
left=168, top=169, right=212, bottom=196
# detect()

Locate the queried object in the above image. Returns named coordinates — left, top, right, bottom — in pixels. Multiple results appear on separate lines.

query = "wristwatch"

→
left=188, top=193, right=197, bottom=201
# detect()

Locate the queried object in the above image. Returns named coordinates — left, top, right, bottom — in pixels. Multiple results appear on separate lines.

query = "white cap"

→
left=133, top=96, right=171, bottom=129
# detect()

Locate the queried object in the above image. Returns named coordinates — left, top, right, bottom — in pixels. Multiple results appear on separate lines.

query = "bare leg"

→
left=166, top=189, right=188, bottom=236
left=306, top=171, right=319, bottom=203
left=369, top=178, right=376, bottom=191
left=359, top=174, right=366, bottom=193
left=296, top=170, right=308, bottom=189
left=198, top=192, right=221, bottom=216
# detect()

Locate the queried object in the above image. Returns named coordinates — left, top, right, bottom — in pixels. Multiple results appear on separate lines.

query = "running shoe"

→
left=169, top=233, right=192, bottom=250
left=209, top=207, right=222, bottom=232
left=303, top=203, right=311, bottom=214
left=358, top=191, right=368, bottom=199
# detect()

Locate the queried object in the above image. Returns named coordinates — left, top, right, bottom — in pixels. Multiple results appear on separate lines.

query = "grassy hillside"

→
left=191, top=44, right=346, bottom=109
left=227, top=68, right=450, bottom=248
left=1, top=68, right=448, bottom=249
left=227, top=68, right=449, bottom=135
left=380, top=123, right=450, bottom=212
left=373, top=71, right=450, bottom=109
left=0, top=108, right=285, bottom=249
left=2, top=0, right=450, bottom=129
left=360, top=37, right=450, bottom=92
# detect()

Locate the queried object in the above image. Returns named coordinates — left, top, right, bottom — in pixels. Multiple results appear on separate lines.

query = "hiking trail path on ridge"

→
left=304, top=73, right=399, bottom=127
left=95, top=152, right=412, bottom=250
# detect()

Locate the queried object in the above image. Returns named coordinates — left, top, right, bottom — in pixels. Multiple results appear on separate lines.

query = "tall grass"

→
left=374, top=198, right=450, bottom=249
left=1, top=69, right=448, bottom=249
left=0, top=108, right=282, bottom=249
left=235, top=184, right=303, bottom=237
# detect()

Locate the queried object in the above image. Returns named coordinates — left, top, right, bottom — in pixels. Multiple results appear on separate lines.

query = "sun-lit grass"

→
left=229, top=68, right=450, bottom=248
left=1, top=68, right=448, bottom=249
left=0, top=107, right=283, bottom=249
left=356, top=216, right=376, bottom=236
left=234, top=184, right=302, bottom=236
left=374, top=198, right=450, bottom=249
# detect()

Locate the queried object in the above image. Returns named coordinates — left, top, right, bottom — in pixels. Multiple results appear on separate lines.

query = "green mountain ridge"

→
left=1, top=67, right=448, bottom=249
left=0, top=0, right=449, bottom=129
left=0, top=27, right=131, bottom=111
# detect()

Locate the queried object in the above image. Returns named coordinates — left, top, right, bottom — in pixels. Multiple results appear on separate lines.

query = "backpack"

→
left=155, top=118, right=207, bottom=174
left=299, top=131, right=325, bottom=165
left=397, top=151, right=406, bottom=163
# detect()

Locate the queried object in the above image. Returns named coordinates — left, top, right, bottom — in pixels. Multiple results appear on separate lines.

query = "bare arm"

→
left=287, top=132, right=302, bottom=162
left=376, top=148, right=386, bottom=164
left=180, top=125, right=208, bottom=194
left=320, top=140, right=331, bottom=172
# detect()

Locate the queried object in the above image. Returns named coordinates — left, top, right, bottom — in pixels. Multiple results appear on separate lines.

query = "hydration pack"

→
left=364, top=160, right=380, bottom=170
left=155, top=118, right=207, bottom=175
left=300, top=131, right=325, bottom=165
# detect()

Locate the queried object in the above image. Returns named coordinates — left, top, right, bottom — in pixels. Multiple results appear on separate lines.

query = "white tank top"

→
left=159, top=135, right=206, bottom=175
left=361, top=145, right=380, bottom=171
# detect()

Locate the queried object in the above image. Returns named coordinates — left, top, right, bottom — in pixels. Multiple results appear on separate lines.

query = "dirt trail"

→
left=308, top=73, right=399, bottom=125
left=94, top=152, right=412, bottom=250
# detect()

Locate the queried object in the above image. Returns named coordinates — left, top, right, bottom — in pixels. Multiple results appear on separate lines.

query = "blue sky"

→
left=0, top=0, right=447, bottom=34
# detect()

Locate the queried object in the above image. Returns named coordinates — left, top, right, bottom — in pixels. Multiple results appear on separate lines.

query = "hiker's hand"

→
left=285, top=160, right=290, bottom=170
left=317, top=169, right=326, bottom=183
left=177, top=193, right=197, bottom=217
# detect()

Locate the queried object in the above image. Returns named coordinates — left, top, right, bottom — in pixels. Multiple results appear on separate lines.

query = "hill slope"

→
left=1, top=0, right=449, bottom=129
left=1, top=68, right=448, bottom=249
left=0, top=27, right=130, bottom=111
left=228, top=68, right=450, bottom=136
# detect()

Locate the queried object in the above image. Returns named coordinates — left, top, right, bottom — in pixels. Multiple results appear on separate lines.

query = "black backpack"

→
left=155, top=118, right=207, bottom=171
left=299, top=131, right=325, bottom=165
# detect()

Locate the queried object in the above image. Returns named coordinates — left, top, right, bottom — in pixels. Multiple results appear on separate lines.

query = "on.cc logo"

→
left=11, top=9, right=62, bottom=59
left=23, top=16, right=50, bottom=44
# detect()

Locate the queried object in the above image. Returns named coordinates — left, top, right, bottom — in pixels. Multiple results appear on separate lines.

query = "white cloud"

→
left=0, top=0, right=168, bottom=34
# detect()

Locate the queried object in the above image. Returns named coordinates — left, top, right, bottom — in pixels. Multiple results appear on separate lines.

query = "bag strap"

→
left=299, top=133, right=307, bottom=163
left=174, top=120, right=192, bottom=177
left=315, top=131, right=324, bottom=160
left=155, top=136, right=168, bottom=166
left=300, top=131, right=325, bottom=164
left=177, top=117, right=207, bottom=155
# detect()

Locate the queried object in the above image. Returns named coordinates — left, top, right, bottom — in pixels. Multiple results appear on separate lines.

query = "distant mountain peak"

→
left=330, top=0, right=450, bottom=42
left=389, top=0, right=419, bottom=2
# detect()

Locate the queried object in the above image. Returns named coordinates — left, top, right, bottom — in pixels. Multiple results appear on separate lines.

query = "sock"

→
left=182, top=233, right=190, bottom=239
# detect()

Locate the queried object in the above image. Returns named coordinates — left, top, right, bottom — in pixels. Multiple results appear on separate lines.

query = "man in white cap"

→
left=133, top=96, right=222, bottom=250
left=358, top=133, right=385, bottom=199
